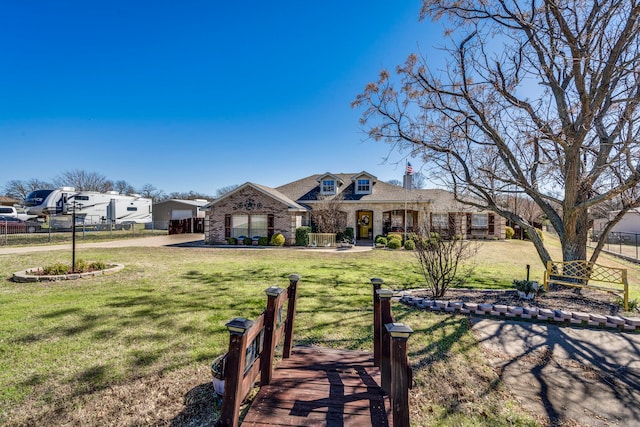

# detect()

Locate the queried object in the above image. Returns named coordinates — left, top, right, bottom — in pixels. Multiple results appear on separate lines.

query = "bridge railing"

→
left=371, top=277, right=414, bottom=427
left=216, top=274, right=300, bottom=427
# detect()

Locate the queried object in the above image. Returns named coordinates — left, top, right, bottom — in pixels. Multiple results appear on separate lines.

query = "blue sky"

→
left=0, top=1, right=443, bottom=196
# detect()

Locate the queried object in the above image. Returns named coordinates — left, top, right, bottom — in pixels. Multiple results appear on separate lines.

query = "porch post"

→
left=371, top=277, right=384, bottom=366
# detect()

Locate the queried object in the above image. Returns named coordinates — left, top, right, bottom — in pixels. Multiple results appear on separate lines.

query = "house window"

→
left=232, top=215, right=249, bottom=237
left=472, top=213, right=488, bottom=228
left=250, top=214, right=268, bottom=237
left=356, top=179, right=371, bottom=194
left=431, top=213, right=448, bottom=228
left=321, top=179, right=335, bottom=194
left=230, top=214, right=271, bottom=238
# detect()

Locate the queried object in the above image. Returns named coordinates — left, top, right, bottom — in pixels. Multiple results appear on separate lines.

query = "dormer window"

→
left=356, top=179, right=371, bottom=194
left=321, top=179, right=336, bottom=195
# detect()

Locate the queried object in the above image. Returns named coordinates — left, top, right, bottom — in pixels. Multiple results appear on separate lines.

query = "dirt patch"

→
left=4, top=365, right=218, bottom=426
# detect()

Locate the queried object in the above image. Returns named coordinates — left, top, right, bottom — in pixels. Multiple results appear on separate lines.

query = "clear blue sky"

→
left=0, top=1, right=443, bottom=196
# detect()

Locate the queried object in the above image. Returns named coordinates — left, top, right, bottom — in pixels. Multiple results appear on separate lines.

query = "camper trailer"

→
left=25, top=187, right=152, bottom=229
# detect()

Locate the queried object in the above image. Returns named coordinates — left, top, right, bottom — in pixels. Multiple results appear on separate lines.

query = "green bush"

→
left=270, top=233, right=285, bottom=246
left=89, top=261, right=107, bottom=270
left=258, top=236, right=269, bottom=246
left=375, top=234, right=386, bottom=243
left=505, top=226, right=515, bottom=239
left=42, top=263, right=70, bottom=275
left=295, top=226, right=311, bottom=246
left=344, top=227, right=354, bottom=241
left=404, top=240, right=415, bottom=250
left=243, top=237, right=253, bottom=245
left=387, top=232, right=403, bottom=242
left=227, top=237, right=238, bottom=245
left=386, top=238, right=402, bottom=249
left=74, top=259, right=89, bottom=273
left=375, top=236, right=388, bottom=246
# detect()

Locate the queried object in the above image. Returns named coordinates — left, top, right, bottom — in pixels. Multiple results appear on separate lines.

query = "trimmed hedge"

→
left=295, top=227, right=311, bottom=246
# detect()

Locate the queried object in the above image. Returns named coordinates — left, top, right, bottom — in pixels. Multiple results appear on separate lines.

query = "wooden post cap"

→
left=226, top=317, right=254, bottom=334
left=376, top=288, right=394, bottom=299
left=265, top=286, right=285, bottom=297
left=385, top=322, right=414, bottom=339
left=370, top=278, right=384, bottom=285
left=288, top=274, right=301, bottom=281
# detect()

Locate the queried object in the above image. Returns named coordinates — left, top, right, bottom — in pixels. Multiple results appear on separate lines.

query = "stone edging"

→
left=12, top=264, right=125, bottom=283
left=399, top=291, right=640, bottom=332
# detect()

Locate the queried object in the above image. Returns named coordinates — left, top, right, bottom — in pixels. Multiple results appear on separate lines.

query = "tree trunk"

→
left=560, top=210, right=589, bottom=262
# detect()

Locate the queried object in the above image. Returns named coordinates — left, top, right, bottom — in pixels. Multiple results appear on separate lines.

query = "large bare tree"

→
left=354, top=0, right=640, bottom=265
left=3, top=179, right=53, bottom=203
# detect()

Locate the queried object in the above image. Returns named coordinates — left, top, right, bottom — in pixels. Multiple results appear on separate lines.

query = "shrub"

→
left=243, top=237, right=253, bottom=245
left=42, top=263, right=70, bottom=275
left=505, top=226, right=515, bottom=239
left=375, top=236, right=388, bottom=246
left=387, top=232, right=403, bottom=242
left=386, top=238, right=402, bottom=249
left=258, top=236, right=269, bottom=246
left=74, top=259, right=89, bottom=273
left=404, top=240, right=415, bottom=250
left=89, top=261, right=107, bottom=270
left=227, top=237, right=237, bottom=245
left=344, top=227, right=354, bottom=241
left=295, top=226, right=311, bottom=246
left=270, top=233, right=285, bottom=246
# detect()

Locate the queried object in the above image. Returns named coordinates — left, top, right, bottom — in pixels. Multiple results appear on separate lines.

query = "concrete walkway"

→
left=472, top=318, right=640, bottom=426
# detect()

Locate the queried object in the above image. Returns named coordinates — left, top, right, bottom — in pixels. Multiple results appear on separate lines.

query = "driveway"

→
left=472, top=318, right=640, bottom=426
left=0, top=233, right=205, bottom=255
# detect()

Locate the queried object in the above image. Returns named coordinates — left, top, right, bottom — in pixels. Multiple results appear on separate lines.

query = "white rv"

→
left=25, top=187, right=152, bottom=229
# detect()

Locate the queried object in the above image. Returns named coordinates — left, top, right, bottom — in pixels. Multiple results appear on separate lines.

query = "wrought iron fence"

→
left=589, top=231, right=640, bottom=261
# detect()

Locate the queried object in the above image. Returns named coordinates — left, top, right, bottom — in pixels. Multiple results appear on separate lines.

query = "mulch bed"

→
left=411, top=286, right=626, bottom=317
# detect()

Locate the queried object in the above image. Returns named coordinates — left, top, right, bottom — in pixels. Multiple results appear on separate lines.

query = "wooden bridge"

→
left=215, top=275, right=413, bottom=427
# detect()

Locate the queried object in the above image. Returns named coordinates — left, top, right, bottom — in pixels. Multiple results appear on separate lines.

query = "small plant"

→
left=270, top=233, right=285, bottom=246
left=75, top=259, right=89, bottom=273
left=257, top=236, right=269, bottom=246
left=618, top=297, right=639, bottom=312
left=513, top=279, right=539, bottom=298
left=42, top=263, right=70, bottom=275
left=375, top=236, right=387, bottom=246
left=295, top=226, right=311, bottom=246
left=227, top=237, right=238, bottom=245
left=505, top=226, right=514, bottom=239
left=404, top=240, right=415, bottom=250
left=387, top=232, right=403, bottom=243
left=386, top=238, right=402, bottom=249
left=243, top=237, right=253, bottom=245
left=89, top=261, right=107, bottom=270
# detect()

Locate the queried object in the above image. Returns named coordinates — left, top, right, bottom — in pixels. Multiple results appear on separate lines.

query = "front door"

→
left=357, top=211, right=373, bottom=240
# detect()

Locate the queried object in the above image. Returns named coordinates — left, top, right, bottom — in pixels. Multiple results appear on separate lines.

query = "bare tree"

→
left=114, top=180, right=135, bottom=195
left=53, top=170, right=113, bottom=192
left=310, top=194, right=347, bottom=233
left=387, top=179, right=403, bottom=186
left=216, top=184, right=240, bottom=198
left=354, top=0, right=640, bottom=265
left=413, top=225, right=477, bottom=298
left=138, top=184, right=165, bottom=201
left=3, top=179, right=53, bottom=203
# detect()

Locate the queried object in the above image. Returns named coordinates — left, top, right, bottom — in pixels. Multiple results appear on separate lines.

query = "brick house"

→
left=204, top=172, right=505, bottom=245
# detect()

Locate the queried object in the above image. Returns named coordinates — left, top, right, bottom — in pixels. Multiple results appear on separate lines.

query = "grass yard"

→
left=0, top=237, right=638, bottom=425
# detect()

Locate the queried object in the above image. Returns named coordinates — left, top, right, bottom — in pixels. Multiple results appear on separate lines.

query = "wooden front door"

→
left=357, top=211, right=373, bottom=240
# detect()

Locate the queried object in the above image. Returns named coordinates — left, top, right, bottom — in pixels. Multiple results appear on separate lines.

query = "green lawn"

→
left=0, top=238, right=637, bottom=425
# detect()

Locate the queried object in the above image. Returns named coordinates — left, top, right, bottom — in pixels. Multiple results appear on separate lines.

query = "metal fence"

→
left=589, top=231, right=640, bottom=261
left=0, top=220, right=170, bottom=247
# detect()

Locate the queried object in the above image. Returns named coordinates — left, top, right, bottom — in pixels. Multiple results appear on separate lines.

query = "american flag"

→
left=406, top=162, right=413, bottom=175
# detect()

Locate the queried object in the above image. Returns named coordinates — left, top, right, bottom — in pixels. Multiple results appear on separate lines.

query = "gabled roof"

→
left=316, top=173, right=345, bottom=186
left=350, top=171, right=377, bottom=183
left=206, top=182, right=307, bottom=211
left=153, top=199, right=209, bottom=207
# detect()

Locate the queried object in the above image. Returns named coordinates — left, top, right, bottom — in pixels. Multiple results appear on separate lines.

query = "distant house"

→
left=152, top=199, right=209, bottom=230
left=0, top=196, right=19, bottom=206
left=204, top=171, right=505, bottom=245
left=593, top=209, right=640, bottom=236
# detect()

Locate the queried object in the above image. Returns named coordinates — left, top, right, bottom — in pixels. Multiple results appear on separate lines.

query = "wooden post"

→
left=386, top=322, right=414, bottom=427
left=217, top=318, right=253, bottom=427
left=261, top=286, right=284, bottom=386
left=283, top=274, right=300, bottom=358
left=371, top=277, right=384, bottom=367
left=377, top=288, right=394, bottom=394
